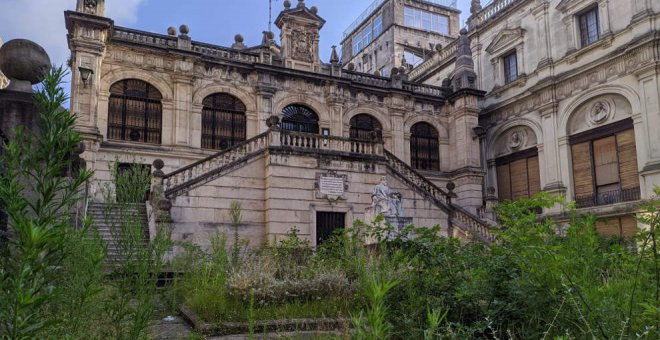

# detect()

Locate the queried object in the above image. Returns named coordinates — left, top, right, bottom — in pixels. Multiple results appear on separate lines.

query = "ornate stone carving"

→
left=508, top=130, right=524, bottom=149
left=372, top=176, right=403, bottom=217
left=291, top=28, right=314, bottom=62
left=589, top=101, right=610, bottom=124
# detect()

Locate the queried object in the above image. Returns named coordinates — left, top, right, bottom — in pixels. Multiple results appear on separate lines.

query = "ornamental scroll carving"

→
left=83, top=0, right=98, bottom=14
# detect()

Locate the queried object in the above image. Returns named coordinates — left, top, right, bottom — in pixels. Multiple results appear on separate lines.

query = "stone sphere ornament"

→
left=167, top=26, right=176, bottom=36
left=283, top=0, right=291, bottom=9
left=235, top=34, right=244, bottom=43
left=310, top=6, right=318, bottom=14
left=0, top=39, right=51, bottom=92
left=179, top=25, right=189, bottom=35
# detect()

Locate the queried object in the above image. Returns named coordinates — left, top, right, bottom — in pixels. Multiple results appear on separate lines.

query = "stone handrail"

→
left=408, top=40, right=458, bottom=81
left=342, top=70, right=390, bottom=88
left=383, top=149, right=495, bottom=244
left=468, top=0, right=521, bottom=29
left=113, top=27, right=176, bottom=48
left=192, top=42, right=260, bottom=63
left=402, top=82, right=445, bottom=97
left=163, top=131, right=270, bottom=198
left=451, top=205, right=497, bottom=244
left=279, top=130, right=383, bottom=156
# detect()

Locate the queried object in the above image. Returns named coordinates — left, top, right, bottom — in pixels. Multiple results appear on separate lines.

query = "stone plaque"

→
left=319, top=176, right=345, bottom=196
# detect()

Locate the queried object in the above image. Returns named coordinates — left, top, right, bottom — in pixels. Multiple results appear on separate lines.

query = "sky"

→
left=0, top=0, right=472, bottom=72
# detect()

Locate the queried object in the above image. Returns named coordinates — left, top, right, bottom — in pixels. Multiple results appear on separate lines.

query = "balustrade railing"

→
left=408, top=40, right=458, bottom=80
left=192, top=42, right=260, bottom=63
left=343, top=71, right=390, bottom=88
left=384, top=150, right=496, bottom=244
left=163, top=132, right=270, bottom=197
left=279, top=130, right=382, bottom=156
left=468, top=0, right=521, bottom=29
left=113, top=27, right=177, bottom=48
left=575, top=186, right=641, bottom=208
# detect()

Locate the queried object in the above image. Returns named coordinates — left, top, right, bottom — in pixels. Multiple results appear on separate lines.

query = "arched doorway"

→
left=349, top=114, right=382, bottom=140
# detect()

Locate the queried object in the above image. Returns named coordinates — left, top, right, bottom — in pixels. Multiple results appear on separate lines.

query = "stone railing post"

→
left=150, top=159, right=172, bottom=227
left=266, top=115, right=281, bottom=147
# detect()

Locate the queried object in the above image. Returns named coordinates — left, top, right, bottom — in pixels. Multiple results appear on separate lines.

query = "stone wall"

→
left=167, top=149, right=449, bottom=249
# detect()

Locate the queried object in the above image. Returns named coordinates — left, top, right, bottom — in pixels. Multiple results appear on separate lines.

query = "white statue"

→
left=372, top=176, right=404, bottom=217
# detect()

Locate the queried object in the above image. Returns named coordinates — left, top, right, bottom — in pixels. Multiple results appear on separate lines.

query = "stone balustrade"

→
left=468, top=0, right=521, bottom=29
left=451, top=205, right=497, bottom=244
left=279, top=130, right=382, bottom=156
left=113, top=27, right=176, bottom=48
left=342, top=70, right=390, bottom=88
left=408, top=40, right=458, bottom=80
left=384, top=150, right=450, bottom=207
left=192, top=42, right=260, bottom=63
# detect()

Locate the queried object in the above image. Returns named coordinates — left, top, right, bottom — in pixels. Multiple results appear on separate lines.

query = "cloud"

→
left=0, top=0, right=145, bottom=67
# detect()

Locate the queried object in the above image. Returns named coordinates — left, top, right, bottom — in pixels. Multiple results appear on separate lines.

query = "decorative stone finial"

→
left=451, top=28, right=478, bottom=91
left=179, top=25, right=189, bottom=35
left=0, top=39, right=51, bottom=92
left=266, top=115, right=280, bottom=129
left=283, top=0, right=291, bottom=9
left=232, top=34, right=246, bottom=49
left=446, top=181, right=456, bottom=192
left=153, top=159, right=164, bottom=171
left=330, top=45, right=339, bottom=64
left=167, top=26, right=176, bottom=36
left=435, top=43, right=443, bottom=52
left=310, top=6, right=318, bottom=14
left=297, top=0, right=305, bottom=8
left=347, top=62, right=355, bottom=71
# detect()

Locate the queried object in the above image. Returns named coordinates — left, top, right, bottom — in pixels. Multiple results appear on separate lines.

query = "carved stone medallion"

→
left=589, top=101, right=610, bottom=124
left=508, top=130, right=524, bottom=149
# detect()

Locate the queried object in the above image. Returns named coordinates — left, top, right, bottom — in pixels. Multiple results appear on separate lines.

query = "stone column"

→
left=172, top=65, right=193, bottom=146
left=532, top=1, right=552, bottom=68
left=65, top=11, right=113, bottom=140
left=390, top=111, right=406, bottom=160
left=257, top=84, right=277, bottom=134
left=448, top=93, right=484, bottom=213
left=539, top=102, right=567, bottom=202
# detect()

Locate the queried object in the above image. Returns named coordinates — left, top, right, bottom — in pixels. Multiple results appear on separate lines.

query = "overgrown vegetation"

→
left=0, top=68, right=169, bottom=339
left=172, top=192, right=659, bottom=339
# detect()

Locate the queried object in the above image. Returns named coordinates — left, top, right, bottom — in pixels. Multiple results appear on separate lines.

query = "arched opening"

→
left=491, top=127, right=541, bottom=202
left=281, top=104, right=319, bottom=134
left=108, top=79, right=163, bottom=144
left=201, top=93, right=247, bottom=150
left=410, top=122, right=439, bottom=171
left=349, top=114, right=382, bottom=140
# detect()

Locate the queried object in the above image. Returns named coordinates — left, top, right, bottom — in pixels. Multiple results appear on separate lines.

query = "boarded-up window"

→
left=496, top=149, right=541, bottom=201
left=595, top=215, right=637, bottom=237
left=570, top=119, right=640, bottom=208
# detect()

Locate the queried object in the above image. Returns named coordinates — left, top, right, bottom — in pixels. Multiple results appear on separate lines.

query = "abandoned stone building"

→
left=61, top=0, right=659, bottom=250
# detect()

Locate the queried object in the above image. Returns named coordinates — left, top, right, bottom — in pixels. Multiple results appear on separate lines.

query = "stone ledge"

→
left=179, top=304, right=351, bottom=337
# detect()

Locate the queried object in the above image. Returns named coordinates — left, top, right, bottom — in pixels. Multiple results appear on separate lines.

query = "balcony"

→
left=575, top=186, right=641, bottom=208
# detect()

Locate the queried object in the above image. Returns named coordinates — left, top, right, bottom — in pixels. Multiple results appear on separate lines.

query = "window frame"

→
left=403, top=6, right=449, bottom=35
left=107, top=79, right=163, bottom=145
left=410, top=122, right=440, bottom=172
left=503, top=51, right=518, bottom=84
left=578, top=6, right=600, bottom=47
left=201, top=93, right=247, bottom=150
left=352, top=13, right=384, bottom=55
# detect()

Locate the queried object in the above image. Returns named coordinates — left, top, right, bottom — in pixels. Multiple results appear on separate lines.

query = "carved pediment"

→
left=275, top=6, right=326, bottom=29
left=485, top=28, right=525, bottom=55
left=556, top=0, right=596, bottom=14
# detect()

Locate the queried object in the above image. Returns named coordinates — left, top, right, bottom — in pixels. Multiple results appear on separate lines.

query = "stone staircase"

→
left=87, top=202, right=149, bottom=266
left=384, top=150, right=496, bottom=244
left=158, top=128, right=496, bottom=244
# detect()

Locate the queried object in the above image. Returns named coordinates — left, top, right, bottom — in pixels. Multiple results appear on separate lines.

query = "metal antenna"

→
left=269, top=0, right=278, bottom=32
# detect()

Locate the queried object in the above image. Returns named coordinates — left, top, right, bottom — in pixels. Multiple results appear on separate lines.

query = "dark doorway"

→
left=316, top=211, right=346, bottom=245
left=115, top=163, right=152, bottom=203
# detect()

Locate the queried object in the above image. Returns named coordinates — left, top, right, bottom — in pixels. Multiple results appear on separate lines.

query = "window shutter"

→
left=593, top=136, right=619, bottom=188
left=497, top=164, right=512, bottom=201
left=528, top=155, right=541, bottom=197
left=571, top=142, right=594, bottom=197
left=621, top=215, right=638, bottom=237
left=616, top=129, right=640, bottom=189
left=510, top=158, right=529, bottom=200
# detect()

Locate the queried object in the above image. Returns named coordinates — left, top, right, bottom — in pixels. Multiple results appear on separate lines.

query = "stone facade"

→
left=340, top=0, right=460, bottom=76
left=412, top=0, right=659, bottom=233
left=64, top=0, right=492, bottom=249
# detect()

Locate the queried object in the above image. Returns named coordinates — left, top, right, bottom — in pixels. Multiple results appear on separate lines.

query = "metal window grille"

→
left=349, top=114, right=382, bottom=141
left=281, top=105, right=319, bottom=134
left=108, top=79, right=162, bottom=144
left=410, top=122, right=440, bottom=171
left=201, top=94, right=247, bottom=150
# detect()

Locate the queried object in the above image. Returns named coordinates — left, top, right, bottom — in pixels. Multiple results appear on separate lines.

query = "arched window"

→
left=108, top=79, right=162, bottom=144
left=281, top=104, right=319, bottom=133
left=201, top=93, right=247, bottom=150
left=349, top=114, right=382, bottom=140
left=410, top=122, right=440, bottom=171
